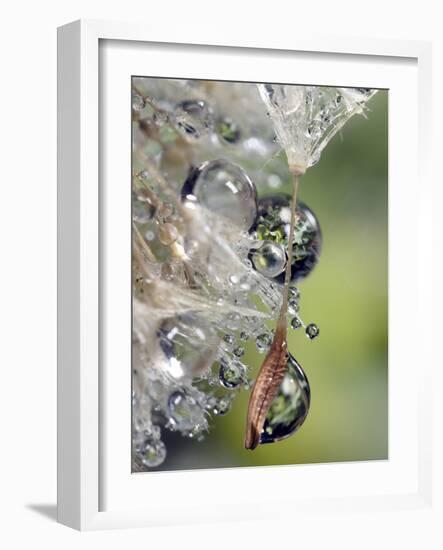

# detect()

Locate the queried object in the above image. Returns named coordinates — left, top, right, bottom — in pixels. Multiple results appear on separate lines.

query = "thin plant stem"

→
left=277, top=172, right=300, bottom=331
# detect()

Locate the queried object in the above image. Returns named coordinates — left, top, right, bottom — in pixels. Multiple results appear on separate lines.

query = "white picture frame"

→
left=57, top=19, right=435, bottom=531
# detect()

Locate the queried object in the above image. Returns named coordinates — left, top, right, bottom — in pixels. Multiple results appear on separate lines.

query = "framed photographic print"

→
left=57, top=19, right=435, bottom=530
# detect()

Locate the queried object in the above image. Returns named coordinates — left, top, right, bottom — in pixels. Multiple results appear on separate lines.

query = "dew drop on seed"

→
left=260, top=353, right=310, bottom=444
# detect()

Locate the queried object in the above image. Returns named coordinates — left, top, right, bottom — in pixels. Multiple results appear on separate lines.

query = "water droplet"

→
left=157, top=315, right=217, bottom=378
left=260, top=353, right=310, bottom=444
left=291, top=317, right=302, bottom=329
left=250, top=195, right=322, bottom=283
left=306, top=323, right=320, bottom=339
left=225, top=311, right=242, bottom=330
left=168, top=391, right=207, bottom=431
left=213, top=396, right=231, bottom=415
left=251, top=240, right=287, bottom=278
left=138, top=437, right=166, bottom=467
left=233, top=346, right=245, bottom=358
left=256, top=332, right=272, bottom=353
left=288, top=295, right=299, bottom=314
left=223, top=333, right=234, bottom=346
left=181, top=160, right=258, bottom=230
left=289, top=286, right=300, bottom=300
left=174, top=99, right=214, bottom=140
left=240, top=331, right=250, bottom=341
left=219, top=359, right=245, bottom=388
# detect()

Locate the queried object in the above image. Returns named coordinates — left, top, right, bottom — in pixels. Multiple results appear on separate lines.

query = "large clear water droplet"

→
left=157, top=315, right=217, bottom=379
left=181, top=160, right=258, bottom=230
left=174, top=99, right=214, bottom=140
left=260, top=353, right=310, bottom=444
left=251, top=194, right=322, bottom=282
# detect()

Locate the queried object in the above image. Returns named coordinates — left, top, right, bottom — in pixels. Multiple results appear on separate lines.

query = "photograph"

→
left=131, top=76, right=388, bottom=472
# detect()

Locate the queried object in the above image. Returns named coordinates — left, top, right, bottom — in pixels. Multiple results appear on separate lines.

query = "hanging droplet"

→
left=240, top=331, right=250, bottom=341
left=291, top=317, right=302, bottom=329
left=157, top=315, right=217, bottom=379
left=251, top=194, right=322, bottom=283
left=250, top=240, right=287, bottom=278
left=132, top=191, right=155, bottom=223
left=168, top=391, right=208, bottom=432
left=305, top=323, right=320, bottom=339
left=288, top=294, right=299, bottom=314
left=181, top=160, right=258, bottom=230
left=255, top=332, right=272, bottom=353
left=260, top=353, right=310, bottom=444
left=138, top=437, right=166, bottom=467
left=289, top=286, right=300, bottom=300
left=219, top=359, right=245, bottom=389
left=174, top=99, right=214, bottom=140
left=216, top=117, right=241, bottom=144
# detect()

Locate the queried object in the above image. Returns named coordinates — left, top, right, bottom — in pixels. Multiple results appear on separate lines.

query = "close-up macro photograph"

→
left=1, top=3, right=441, bottom=549
left=130, top=78, right=388, bottom=473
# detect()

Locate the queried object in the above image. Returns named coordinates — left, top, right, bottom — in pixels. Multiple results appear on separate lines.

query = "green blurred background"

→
left=159, top=91, right=388, bottom=470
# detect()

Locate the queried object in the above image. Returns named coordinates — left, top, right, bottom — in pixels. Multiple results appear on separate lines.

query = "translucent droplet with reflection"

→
left=251, top=240, right=287, bottom=278
left=219, top=359, right=245, bottom=389
left=139, top=437, right=166, bottom=467
left=291, top=317, right=302, bottom=329
left=174, top=99, right=214, bottom=140
left=305, top=323, right=320, bottom=340
left=212, top=395, right=231, bottom=416
left=260, top=353, right=310, bottom=444
left=255, top=332, right=272, bottom=353
left=157, top=315, right=217, bottom=379
left=181, top=160, right=258, bottom=230
left=251, top=194, right=322, bottom=283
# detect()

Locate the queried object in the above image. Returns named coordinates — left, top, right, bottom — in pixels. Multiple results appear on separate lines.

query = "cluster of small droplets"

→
left=259, top=84, right=377, bottom=172
left=131, top=78, right=373, bottom=469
